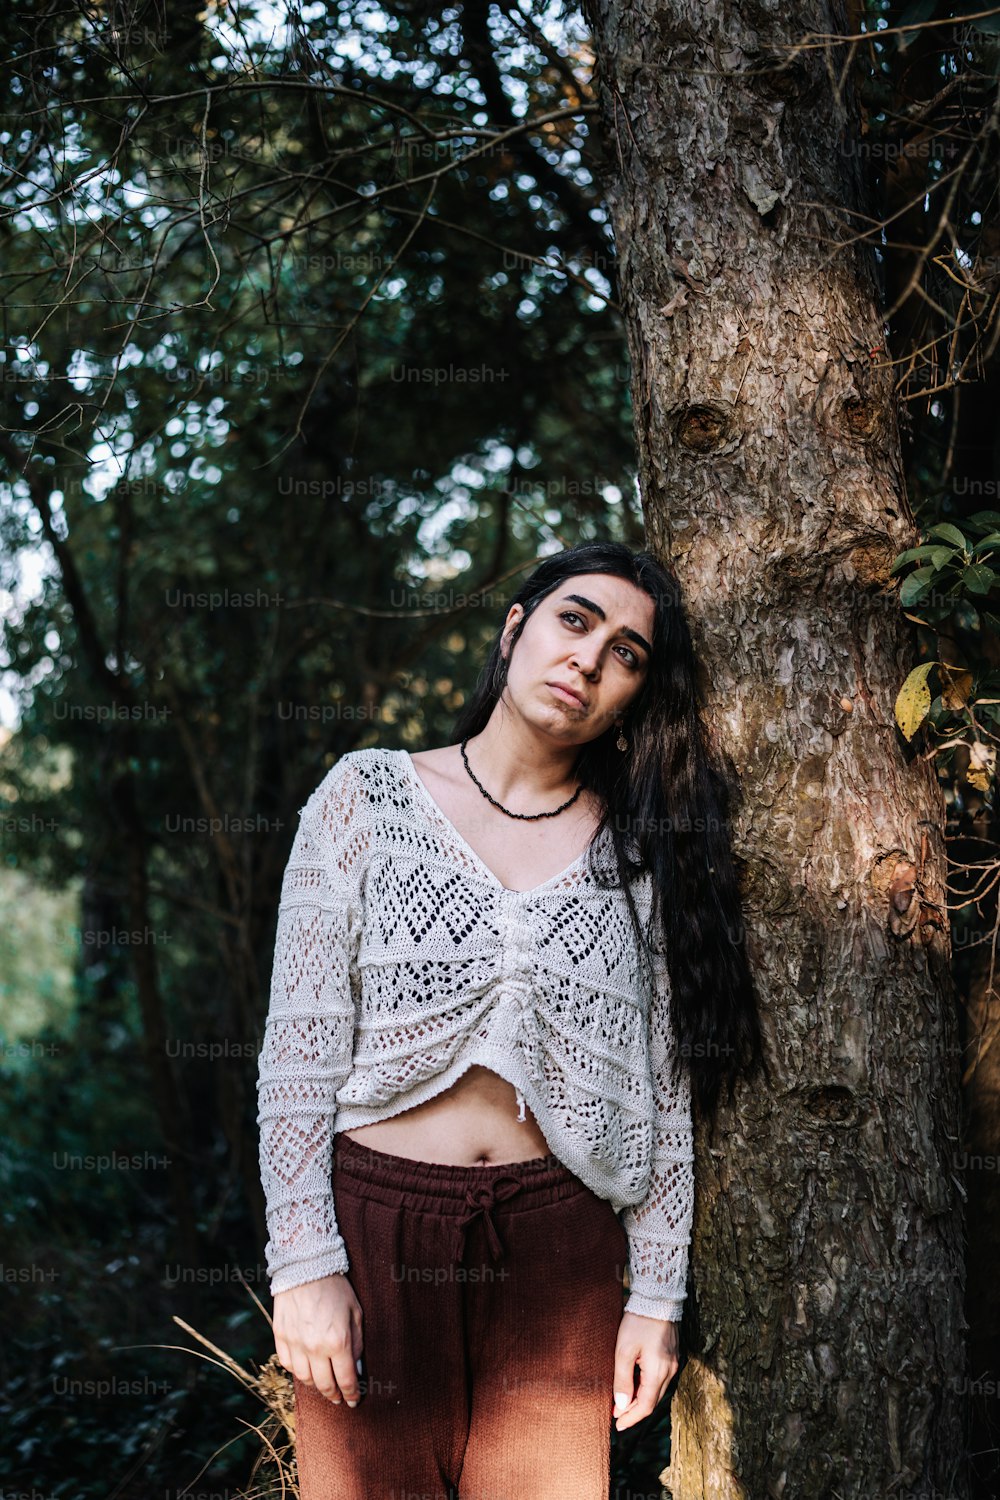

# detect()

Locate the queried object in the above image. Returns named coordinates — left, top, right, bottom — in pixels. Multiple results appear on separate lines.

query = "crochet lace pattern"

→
left=256, top=747, right=695, bottom=1321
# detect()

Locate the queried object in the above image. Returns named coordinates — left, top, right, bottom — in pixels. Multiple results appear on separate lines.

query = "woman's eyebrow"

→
left=560, top=593, right=652, bottom=657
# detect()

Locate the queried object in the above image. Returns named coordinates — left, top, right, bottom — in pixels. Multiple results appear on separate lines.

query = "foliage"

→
left=0, top=0, right=646, bottom=1493
left=862, top=0, right=1000, bottom=995
left=892, top=513, right=1000, bottom=788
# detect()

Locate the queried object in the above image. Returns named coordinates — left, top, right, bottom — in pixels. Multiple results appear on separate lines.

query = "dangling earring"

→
left=616, top=721, right=628, bottom=752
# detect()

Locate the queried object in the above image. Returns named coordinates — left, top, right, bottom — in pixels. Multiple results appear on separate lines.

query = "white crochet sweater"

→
left=256, top=746, right=695, bottom=1322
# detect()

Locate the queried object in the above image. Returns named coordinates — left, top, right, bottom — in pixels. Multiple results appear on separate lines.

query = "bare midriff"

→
left=340, top=1065, right=553, bottom=1166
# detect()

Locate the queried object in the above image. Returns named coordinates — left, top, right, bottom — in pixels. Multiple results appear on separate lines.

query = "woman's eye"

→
left=559, top=611, right=639, bottom=668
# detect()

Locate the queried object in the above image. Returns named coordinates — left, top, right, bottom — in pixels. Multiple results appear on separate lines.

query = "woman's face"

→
left=499, top=572, right=655, bottom=747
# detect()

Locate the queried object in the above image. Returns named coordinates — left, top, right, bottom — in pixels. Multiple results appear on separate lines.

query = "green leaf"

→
left=926, top=522, right=968, bottom=549
left=899, top=565, right=937, bottom=606
left=964, top=563, right=997, bottom=596
left=969, top=12, right=1000, bottom=34
left=895, top=661, right=936, bottom=740
left=890, top=544, right=946, bottom=574
left=896, top=0, right=939, bottom=49
left=966, top=511, right=1000, bottom=533
left=930, top=545, right=958, bottom=570
left=972, top=533, right=1000, bottom=553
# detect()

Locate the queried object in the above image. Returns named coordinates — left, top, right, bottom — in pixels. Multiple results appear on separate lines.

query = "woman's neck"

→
left=460, top=722, right=582, bottom=805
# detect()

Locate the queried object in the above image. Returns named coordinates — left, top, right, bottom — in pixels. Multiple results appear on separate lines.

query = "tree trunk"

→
left=580, top=1, right=969, bottom=1495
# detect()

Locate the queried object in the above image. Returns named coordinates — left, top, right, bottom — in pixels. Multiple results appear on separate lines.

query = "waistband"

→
left=332, top=1130, right=587, bottom=1214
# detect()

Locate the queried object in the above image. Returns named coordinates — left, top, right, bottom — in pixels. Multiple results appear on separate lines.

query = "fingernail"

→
left=614, top=1391, right=630, bottom=1409
left=346, top=1398, right=358, bottom=1408
left=356, top=1357, right=363, bottom=1374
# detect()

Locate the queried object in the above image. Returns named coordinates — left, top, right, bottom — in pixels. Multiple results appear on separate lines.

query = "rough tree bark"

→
left=579, top=1, right=969, bottom=1495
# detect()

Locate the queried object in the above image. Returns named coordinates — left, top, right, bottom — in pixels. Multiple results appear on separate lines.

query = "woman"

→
left=256, top=539, right=766, bottom=1500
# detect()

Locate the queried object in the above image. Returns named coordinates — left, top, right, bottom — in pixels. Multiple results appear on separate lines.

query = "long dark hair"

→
left=450, top=540, right=769, bottom=1120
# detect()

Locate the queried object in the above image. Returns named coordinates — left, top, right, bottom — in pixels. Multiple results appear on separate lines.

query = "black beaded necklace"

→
left=459, top=738, right=584, bottom=820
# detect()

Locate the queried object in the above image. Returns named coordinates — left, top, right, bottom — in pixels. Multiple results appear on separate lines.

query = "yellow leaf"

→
left=940, top=665, right=973, bottom=710
left=967, top=741, right=994, bottom=791
left=895, top=661, right=936, bottom=741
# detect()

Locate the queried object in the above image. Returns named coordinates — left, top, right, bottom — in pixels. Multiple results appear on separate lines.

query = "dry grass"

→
left=151, top=1282, right=300, bottom=1500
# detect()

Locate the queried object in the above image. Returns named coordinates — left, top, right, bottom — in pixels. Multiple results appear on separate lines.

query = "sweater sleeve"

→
left=256, top=758, right=369, bottom=1296
left=621, top=951, right=695, bottom=1322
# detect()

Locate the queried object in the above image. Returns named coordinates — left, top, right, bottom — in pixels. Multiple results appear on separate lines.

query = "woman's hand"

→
left=273, top=1273, right=364, bottom=1405
left=611, top=1311, right=680, bottom=1431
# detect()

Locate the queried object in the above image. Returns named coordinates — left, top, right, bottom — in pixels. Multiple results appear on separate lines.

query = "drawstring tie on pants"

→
left=453, top=1174, right=524, bottom=1262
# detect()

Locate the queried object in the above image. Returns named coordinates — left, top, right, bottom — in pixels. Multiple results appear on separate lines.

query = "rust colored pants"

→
left=292, top=1129, right=629, bottom=1500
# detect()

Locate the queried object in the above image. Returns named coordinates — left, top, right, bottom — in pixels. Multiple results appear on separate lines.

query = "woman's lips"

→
left=547, top=682, right=587, bottom=708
